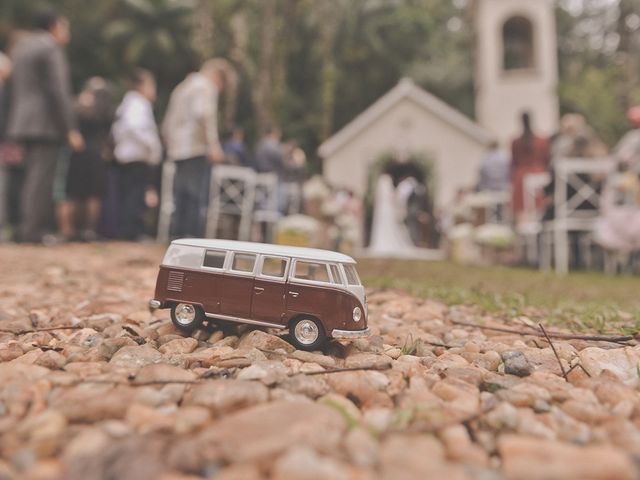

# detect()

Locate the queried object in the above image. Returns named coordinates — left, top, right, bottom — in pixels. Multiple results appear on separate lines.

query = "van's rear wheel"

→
left=289, top=317, right=326, bottom=351
left=171, top=303, right=204, bottom=333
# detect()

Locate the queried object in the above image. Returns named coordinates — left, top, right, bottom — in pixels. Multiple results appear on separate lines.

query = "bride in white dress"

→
left=368, top=174, right=415, bottom=255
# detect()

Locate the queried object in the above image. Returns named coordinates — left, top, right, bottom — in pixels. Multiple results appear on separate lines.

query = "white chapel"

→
left=319, top=0, right=559, bottom=207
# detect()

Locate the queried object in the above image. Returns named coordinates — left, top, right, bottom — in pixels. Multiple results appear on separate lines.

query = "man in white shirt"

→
left=163, top=58, right=232, bottom=238
left=112, top=69, right=161, bottom=240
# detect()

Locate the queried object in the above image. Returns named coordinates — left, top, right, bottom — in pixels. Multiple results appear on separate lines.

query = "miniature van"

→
left=150, top=239, right=370, bottom=350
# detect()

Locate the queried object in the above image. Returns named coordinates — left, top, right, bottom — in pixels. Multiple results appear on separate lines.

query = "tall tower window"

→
left=502, top=16, right=535, bottom=71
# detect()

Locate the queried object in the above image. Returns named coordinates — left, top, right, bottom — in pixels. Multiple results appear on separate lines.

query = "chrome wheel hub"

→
left=175, top=303, right=196, bottom=325
left=294, top=319, right=319, bottom=345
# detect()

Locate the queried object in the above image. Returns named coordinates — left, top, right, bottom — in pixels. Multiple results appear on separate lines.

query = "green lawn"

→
left=358, top=259, right=640, bottom=335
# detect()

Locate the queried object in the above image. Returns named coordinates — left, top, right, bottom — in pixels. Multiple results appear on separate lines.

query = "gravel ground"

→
left=1, top=243, right=639, bottom=480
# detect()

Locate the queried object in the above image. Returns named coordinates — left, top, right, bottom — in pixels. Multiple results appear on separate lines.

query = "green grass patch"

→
left=358, top=259, right=640, bottom=334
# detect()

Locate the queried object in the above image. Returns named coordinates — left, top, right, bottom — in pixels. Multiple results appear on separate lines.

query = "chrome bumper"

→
left=149, top=299, right=162, bottom=310
left=331, top=327, right=371, bottom=339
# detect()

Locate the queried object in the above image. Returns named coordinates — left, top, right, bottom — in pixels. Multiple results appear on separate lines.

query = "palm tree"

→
left=104, top=0, right=195, bottom=68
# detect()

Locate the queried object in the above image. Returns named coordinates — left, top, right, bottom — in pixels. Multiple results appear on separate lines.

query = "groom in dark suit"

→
left=3, top=10, right=84, bottom=243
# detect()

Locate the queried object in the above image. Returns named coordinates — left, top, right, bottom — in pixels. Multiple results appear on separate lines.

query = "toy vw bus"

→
left=150, top=239, right=370, bottom=350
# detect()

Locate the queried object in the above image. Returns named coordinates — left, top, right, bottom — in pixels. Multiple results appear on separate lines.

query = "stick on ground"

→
left=539, top=323, right=568, bottom=380
left=450, top=319, right=634, bottom=345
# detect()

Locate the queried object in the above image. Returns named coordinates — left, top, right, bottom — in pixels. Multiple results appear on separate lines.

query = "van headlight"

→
left=353, top=307, right=362, bottom=322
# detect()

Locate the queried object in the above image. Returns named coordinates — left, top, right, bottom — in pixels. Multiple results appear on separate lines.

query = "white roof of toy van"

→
left=170, top=238, right=357, bottom=264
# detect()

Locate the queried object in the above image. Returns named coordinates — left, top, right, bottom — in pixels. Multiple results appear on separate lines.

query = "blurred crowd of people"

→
left=449, top=106, right=640, bottom=265
left=0, top=10, right=307, bottom=245
left=1, top=8, right=639, bottom=263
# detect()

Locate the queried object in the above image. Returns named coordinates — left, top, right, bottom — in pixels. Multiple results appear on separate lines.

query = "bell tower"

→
left=474, top=0, right=559, bottom=146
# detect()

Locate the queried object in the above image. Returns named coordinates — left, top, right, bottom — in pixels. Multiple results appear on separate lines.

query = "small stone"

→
left=134, top=363, right=197, bottom=383
left=499, top=435, right=634, bottom=480
left=192, top=329, right=212, bottom=342
left=18, top=410, right=68, bottom=457
left=35, top=350, right=67, bottom=370
left=236, top=360, right=288, bottom=385
left=291, top=350, right=337, bottom=368
left=207, top=330, right=225, bottom=344
left=444, top=366, right=484, bottom=386
left=344, top=353, right=392, bottom=370
left=516, top=408, right=557, bottom=440
left=483, top=402, right=518, bottom=430
left=156, top=323, right=181, bottom=336
left=380, top=434, right=467, bottom=479
left=272, top=446, right=350, bottom=480
left=326, top=371, right=393, bottom=408
left=61, top=427, right=110, bottom=463
left=497, top=383, right=551, bottom=408
left=12, top=348, right=44, bottom=364
left=580, top=347, right=640, bottom=387
left=125, top=403, right=174, bottom=434
left=213, top=335, right=239, bottom=348
left=49, top=384, right=136, bottom=422
left=432, top=377, right=479, bottom=414
left=298, top=362, right=325, bottom=374
left=197, top=401, right=346, bottom=463
left=159, top=337, right=198, bottom=355
left=67, top=328, right=103, bottom=348
left=237, top=330, right=295, bottom=353
left=174, top=406, right=211, bottom=435
left=546, top=407, right=592, bottom=444
left=344, top=427, right=379, bottom=467
left=182, top=380, right=269, bottom=415
left=363, top=408, right=394, bottom=434
left=126, top=310, right=151, bottom=324
left=100, top=420, right=132, bottom=438
left=561, top=399, right=610, bottom=425
left=109, top=345, right=162, bottom=368
left=475, top=350, right=502, bottom=371
left=0, top=342, right=24, bottom=362
left=319, top=393, right=363, bottom=424
left=439, top=424, right=489, bottom=467
left=214, top=464, right=262, bottom=480
left=279, top=374, right=330, bottom=399
left=501, top=351, right=532, bottom=377
left=384, top=347, right=403, bottom=359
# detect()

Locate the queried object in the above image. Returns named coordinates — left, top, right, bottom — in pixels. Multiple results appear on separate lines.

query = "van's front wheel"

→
left=289, top=317, right=326, bottom=351
left=171, top=303, right=204, bottom=333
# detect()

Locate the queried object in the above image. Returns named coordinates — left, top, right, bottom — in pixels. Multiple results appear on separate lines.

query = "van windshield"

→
left=343, top=264, right=361, bottom=285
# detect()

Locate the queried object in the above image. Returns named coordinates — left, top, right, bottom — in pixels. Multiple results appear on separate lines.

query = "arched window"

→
left=502, top=16, right=535, bottom=71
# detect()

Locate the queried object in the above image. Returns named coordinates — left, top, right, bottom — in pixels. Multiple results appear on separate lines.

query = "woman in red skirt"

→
left=511, top=112, right=550, bottom=224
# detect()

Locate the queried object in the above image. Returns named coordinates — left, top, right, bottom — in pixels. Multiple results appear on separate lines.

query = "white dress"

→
left=368, top=174, right=415, bottom=255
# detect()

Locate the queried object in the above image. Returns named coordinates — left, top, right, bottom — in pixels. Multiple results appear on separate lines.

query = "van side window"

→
left=293, top=261, right=330, bottom=283
left=203, top=250, right=226, bottom=269
left=329, top=264, right=342, bottom=284
left=261, top=256, right=287, bottom=278
left=343, top=264, right=361, bottom=285
left=232, top=253, right=256, bottom=273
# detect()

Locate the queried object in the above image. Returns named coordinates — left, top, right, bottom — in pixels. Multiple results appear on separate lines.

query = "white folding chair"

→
left=205, top=165, right=256, bottom=241
left=464, top=190, right=511, bottom=225
left=156, top=161, right=176, bottom=243
left=540, top=158, right=614, bottom=274
left=281, top=181, right=303, bottom=215
left=252, top=173, right=280, bottom=242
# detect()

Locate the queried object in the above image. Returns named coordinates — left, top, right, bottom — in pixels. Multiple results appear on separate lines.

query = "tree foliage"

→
left=1, top=0, right=638, bottom=155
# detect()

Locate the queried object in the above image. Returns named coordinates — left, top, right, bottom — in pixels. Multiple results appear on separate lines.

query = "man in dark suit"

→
left=3, top=10, right=84, bottom=243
